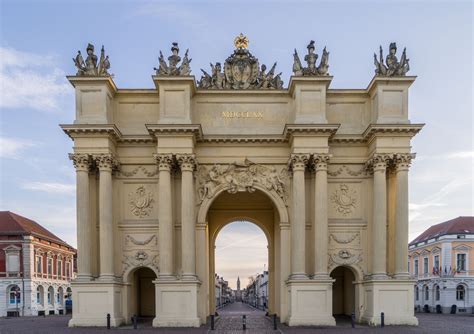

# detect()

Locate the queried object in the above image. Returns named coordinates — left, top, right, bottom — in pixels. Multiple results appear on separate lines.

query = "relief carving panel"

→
left=328, top=182, right=362, bottom=219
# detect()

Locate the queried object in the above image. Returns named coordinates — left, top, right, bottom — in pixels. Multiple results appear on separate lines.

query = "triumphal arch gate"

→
left=63, top=36, right=422, bottom=327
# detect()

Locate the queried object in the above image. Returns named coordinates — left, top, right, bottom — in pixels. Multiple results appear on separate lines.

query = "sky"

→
left=0, top=0, right=472, bottom=286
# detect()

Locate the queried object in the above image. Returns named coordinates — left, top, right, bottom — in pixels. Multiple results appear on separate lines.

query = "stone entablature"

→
left=62, top=37, right=423, bottom=328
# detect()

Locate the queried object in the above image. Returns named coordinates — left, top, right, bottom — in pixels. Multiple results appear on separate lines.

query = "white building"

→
left=0, top=211, right=76, bottom=317
left=409, top=216, right=474, bottom=314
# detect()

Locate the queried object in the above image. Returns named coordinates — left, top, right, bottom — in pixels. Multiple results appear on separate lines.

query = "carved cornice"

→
left=69, top=153, right=92, bottom=172
left=362, top=124, right=424, bottom=143
left=176, top=154, right=197, bottom=172
left=201, top=135, right=285, bottom=143
left=288, top=153, right=310, bottom=172
left=60, top=124, right=122, bottom=141
left=94, top=153, right=119, bottom=171
left=283, top=124, right=339, bottom=140
left=146, top=124, right=203, bottom=141
left=154, top=154, right=174, bottom=171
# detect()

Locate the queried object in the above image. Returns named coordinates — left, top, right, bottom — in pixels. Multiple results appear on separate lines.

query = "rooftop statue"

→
left=374, top=42, right=410, bottom=76
left=197, top=34, right=284, bottom=90
left=154, top=42, right=192, bottom=76
left=293, top=40, right=330, bottom=76
left=73, top=43, right=111, bottom=76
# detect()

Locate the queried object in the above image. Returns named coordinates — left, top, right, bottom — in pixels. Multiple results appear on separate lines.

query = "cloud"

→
left=21, top=181, right=75, bottom=195
left=416, top=150, right=474, bottom=161
left=0, top=136, right=37, bottom=159
left=0, top=47, right=70, bottom=112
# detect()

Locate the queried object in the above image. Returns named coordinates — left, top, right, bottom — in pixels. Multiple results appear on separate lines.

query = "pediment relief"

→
left=196, top=160, right=289, bottom=205
left=453, top=244, right=471, bottom=251
left=420, top=249, right=430, bottom=256
left=431, top=247, right=441, bottom=254
left=4, top=245, right=21, bottom=252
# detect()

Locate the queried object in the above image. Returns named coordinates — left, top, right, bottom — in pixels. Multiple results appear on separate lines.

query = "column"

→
left=289, top=154, right=309, bottom=279
left=155, top=154, right=174, bottom=279
left=369, top=154, right=390, bottom=278
left=95, top=154, right=118, bottom=280
left=394, top=153, right=414, bottom=278
left=70, top=153, right=92, bottom=280
left=312, top=154, right=330, bottom=278
left=177, top=154, right=197, bottom=279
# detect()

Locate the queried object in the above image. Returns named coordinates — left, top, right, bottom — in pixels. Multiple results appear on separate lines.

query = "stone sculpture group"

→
left=72, top=36, right=411, bottom=84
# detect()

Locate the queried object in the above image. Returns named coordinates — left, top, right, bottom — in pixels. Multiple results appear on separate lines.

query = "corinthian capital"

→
left=94, top=154, right=119, bottom=171
left=176, top=154, right=197, bottom=172
left=288, top=153, right=310, bottom=172
left=311, top=154, right=331, bottom=172
left=154, top=154, right=174, bottom=171
left=393, top=153, right=416, bottom=171
left=365, top=153, right=393, bottom=173
left=69, top=153, right=91, bottom=172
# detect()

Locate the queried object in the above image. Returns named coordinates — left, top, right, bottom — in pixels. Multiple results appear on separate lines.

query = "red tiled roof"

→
left=0, top=211, right=73, bottom=249
left=410, top=216, right=474, bottom=245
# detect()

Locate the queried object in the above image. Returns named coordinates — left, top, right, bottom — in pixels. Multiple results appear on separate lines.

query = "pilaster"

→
left=311, top=154, right=331, bottom=278
left=94, top=153, right=119, bottom=281
left=288, top=153, right=309, bottom=280
left=154, top=154, right=175, bottom=279
left=69, top=153, right=93, bottom=280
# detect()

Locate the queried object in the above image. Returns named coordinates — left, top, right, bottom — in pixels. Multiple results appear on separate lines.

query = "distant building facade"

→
left=234, top=276, right=242, bottom=302
left=0, top=211, right=76, bottom=317
left=243, top=271, right=269, bottom=311
left=215, top=274, right=233, bottom=308
left=409, top=216, right=474, bottom=313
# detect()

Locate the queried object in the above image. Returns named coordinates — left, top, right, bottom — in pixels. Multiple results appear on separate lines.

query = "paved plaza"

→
left=1, top=302, right=473, bottom=334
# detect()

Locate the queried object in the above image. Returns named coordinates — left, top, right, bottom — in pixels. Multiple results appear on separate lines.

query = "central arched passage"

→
left=195, top=187, right=290, bottom=326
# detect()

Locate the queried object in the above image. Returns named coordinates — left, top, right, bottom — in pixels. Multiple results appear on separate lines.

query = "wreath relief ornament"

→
left=129, top=186, right=154, bottom=218
left=331, top=184, right=357, bottom=215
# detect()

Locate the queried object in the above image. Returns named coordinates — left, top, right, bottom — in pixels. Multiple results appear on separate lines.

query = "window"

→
left=415, top=286, right=419, bottom=300
left=57, top=259, right=62, bottom=277
left=8, top=286, right=21, bottom=305
left=66, top=261, right=70, bottom=278
left=424, top=286, right=429, bottom=300
left=434, top=255, right=440, bottom=271
left=435, top=285, right=440, bottom=301
left=457, top=254, right=466, bottom=272
left=36, top=256, right=42, bottom=273
left=36, top=286, right=44, bottom=305
left=47, top=287, right=54, bottom=305
left=47, top=258, right=53, bottom=276
left=414, top=259, right=419, bottom=276
left=423, top=257, right=428, bottom=274
left=6, top=253, right=20, bottom=273
left=456, top=285, right=465, bottom=301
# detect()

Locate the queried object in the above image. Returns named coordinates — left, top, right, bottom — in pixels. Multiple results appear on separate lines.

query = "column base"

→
left=289, top=273, right=308, bottom=280
left=361, top=278, right=418, bottom=326
left=393, top=272, right=411, bottom=279
left=286, top=279, right=336, bottom=326
left=153, top=279, right=201, bottom=327
left=68, top=281, right=124, bottom=327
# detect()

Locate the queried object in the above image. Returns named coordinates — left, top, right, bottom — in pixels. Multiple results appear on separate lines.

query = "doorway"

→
left=331, top=266, right=356, bottom=319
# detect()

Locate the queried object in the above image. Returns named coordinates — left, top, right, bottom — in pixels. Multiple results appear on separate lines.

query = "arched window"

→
left=47, top=286, right=54, bottom=305
left=8, top=285, right=21, bottom=305
left=36, top=286, right=44, bottom=305
left=435, top=285, right=440, bottom=301
left=456, top=285, right=465, bottom=301
left=57, top=287, right=64, bottom=305
left=424, top=285, right=429, bottom=300
left=415, top=286, right=419, bottom=301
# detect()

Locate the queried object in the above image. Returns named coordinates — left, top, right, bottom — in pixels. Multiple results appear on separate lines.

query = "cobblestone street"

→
left=0, top=306, right=473, bottom=334
left=214, top=302, right=275, bottom=333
